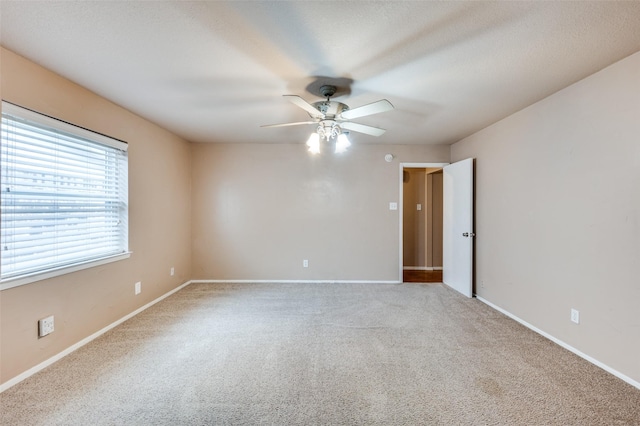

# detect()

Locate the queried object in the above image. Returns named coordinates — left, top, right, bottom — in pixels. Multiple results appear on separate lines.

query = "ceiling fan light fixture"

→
left=317, top=121, right=341, bottom=142
left=306, top=132, right=320, bottom=154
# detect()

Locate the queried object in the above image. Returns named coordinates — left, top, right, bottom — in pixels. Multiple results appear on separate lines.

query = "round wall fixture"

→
left=385, top=154, right=394, bottom=162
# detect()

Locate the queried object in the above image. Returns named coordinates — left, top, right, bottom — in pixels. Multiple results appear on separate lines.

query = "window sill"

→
left=0, top=252, right=132, bottom=291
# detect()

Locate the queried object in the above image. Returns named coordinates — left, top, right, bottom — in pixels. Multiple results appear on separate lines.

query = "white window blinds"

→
left=1, top=102, right=128, bottom=282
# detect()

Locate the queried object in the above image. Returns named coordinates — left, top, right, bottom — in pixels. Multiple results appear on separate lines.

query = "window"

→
left=1, top=102, right=129, bottom=288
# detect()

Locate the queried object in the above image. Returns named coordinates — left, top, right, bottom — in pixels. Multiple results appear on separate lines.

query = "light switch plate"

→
left=571, top=308, right=580, bottom=324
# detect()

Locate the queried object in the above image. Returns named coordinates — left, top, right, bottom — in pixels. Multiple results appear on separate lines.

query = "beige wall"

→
left=0, top=48, right=192, bottom=386
left=451, top=51, right=640, bottom=384
left=191, top=143, right=450, bottom=281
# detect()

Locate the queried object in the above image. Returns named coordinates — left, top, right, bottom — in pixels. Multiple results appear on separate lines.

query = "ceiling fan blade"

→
left=340, top=122, right=386, bottom=137
left=261, top=121, right=316, bottom=128
left=283, top=95, right=324, bottom=119
left=340, top=99, right=394, bottom=120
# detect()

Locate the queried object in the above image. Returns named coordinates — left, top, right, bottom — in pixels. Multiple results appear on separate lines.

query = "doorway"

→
left=399, top=163, right=448, bottom=283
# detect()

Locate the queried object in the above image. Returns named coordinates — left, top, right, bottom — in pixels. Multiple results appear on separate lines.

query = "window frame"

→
left=1, top=102, right=130, bottom=290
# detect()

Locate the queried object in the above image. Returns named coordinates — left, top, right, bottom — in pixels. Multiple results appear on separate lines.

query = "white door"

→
left=442, top=158, right=474, bottom=297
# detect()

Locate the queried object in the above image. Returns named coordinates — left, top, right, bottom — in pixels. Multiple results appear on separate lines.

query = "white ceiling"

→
left=2, top=1, right=640, bottom=146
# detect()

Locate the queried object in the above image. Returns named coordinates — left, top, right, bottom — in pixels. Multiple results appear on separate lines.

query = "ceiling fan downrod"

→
left=319, top=84, right=337, bottom=100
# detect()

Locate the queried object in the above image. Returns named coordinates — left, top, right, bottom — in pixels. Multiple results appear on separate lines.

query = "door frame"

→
left=399, top=162, right=449, bottom=282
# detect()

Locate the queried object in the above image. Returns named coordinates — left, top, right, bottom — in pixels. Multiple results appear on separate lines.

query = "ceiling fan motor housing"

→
left=312, top=100, right=349, bottom=117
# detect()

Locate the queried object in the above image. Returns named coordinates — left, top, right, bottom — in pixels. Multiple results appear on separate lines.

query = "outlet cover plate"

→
left=39, top=315, right=54, bottom=337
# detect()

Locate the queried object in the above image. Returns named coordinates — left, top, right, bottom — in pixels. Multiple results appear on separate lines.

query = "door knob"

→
left=462, top=232, right=476, bottom=237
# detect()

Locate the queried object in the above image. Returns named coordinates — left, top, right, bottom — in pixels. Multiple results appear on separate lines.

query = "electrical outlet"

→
left=39, top=315, right=54, bottom=337
left=303, top=259, right=309, bottom=268
left=170, top=267, right=175, bottom=276
left=571, top=308, right=580, bottom=324
left=135, top=281, right=141, bottom=295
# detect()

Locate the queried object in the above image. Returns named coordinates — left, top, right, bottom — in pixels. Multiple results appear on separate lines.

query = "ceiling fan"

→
left=261, top=85, right=394, bottom=145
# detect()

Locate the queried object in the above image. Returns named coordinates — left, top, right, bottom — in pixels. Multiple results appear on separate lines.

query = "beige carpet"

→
left=1, top=283, right=639, bottom=425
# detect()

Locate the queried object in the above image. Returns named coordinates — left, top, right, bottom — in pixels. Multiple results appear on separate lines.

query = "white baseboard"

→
left=0, top=280, right=193, bottom=394
left=192, top=279, right=401, bottom=284
left=476, top=295, right=640, bottom=391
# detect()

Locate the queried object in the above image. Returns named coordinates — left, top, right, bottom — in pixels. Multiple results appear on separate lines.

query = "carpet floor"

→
left=1, top=282, right=639, bottom=425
